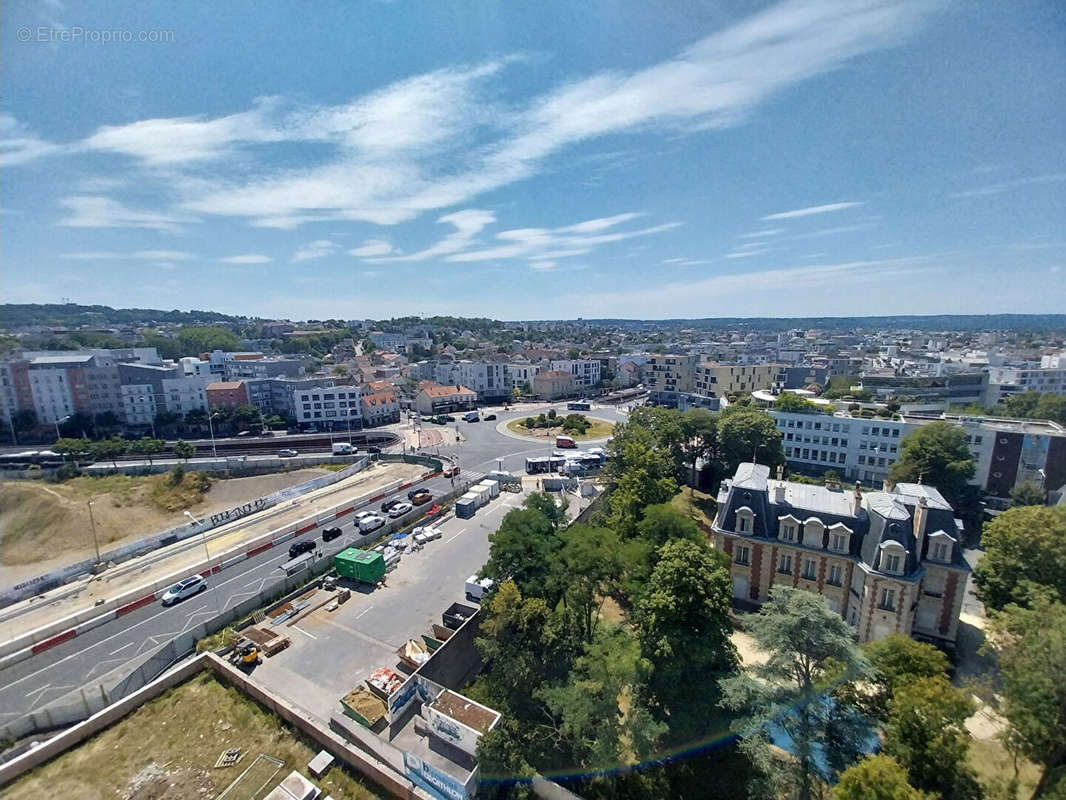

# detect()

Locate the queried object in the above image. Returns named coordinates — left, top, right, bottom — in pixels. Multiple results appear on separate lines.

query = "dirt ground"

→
left=0, top=469, right=329, bottom=582
left=6, top=671, right=387, bottom=800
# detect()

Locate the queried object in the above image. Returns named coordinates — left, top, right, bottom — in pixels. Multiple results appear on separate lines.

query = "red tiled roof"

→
left=420, top=383, right=475, bottom=397
left=207, top=381, right=244, bottom=390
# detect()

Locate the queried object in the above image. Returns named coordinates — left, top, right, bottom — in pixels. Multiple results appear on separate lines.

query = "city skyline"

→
left=3, top=0, right=1065, bottom=319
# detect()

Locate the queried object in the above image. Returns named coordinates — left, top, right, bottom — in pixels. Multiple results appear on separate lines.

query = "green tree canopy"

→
left=985, top=599, right=1066, bottom=799
left=834, top=755, right=929, bottom=800
left=717, top=406, right=785, bottom=477
left=174, top=440, right=196, bottom=462
left=775, top=393, right=819, bottom=413
left=91, top=435, right=129, bottom=467
left=1009, top=482, right=1046, bottom=507
left=883, top=676, right=979, bottom=800
left=860, top=634, right=950, bottom=723
left=679, top=407, right=718, bottom=473
left=974, top=505, right=1066, bottom=610
left=175, top=325, right=241, bottom=356
left=720, top=587, right=871, bottom=800
left=888, top=421, right=975, bottom=504
left=129, top=436, right=165, bottom=465
left=52, top=437, right=92, bottom=461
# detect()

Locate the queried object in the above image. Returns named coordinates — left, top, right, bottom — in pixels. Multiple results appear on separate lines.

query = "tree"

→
left=175, top=325, right=241, bottom=356
left=859, top=634, right=950, bottom=723
left=834, top=755, right=929, bottom=800
left=1010, top=482, right=1046, bottom=507
left=1034, top=394, right=1066, bottom=426
left=883, top=676, right=979, bottom=800
left=634, top=502, right=702, bottom=549
left=636, top=540, right=737, bottom=722
left=717, top=407, right=785, bottom=477
left=129, top=436, right=165, bottom=466
left=52, top=437, right=92, bottom=463
left=522, top=416, right=535, bottom=429
left=775, top=393, right=818, bottom=413
left=91, top=436, right=129, bottom=467
left=521, top=491, right=568, bottom=530
left=481, top=506, right=563, bottom=603
left=174, top=440, right=195, bottom=462
left=553, top=524, right=622, bottom=643
left=232, top=404, right=261, bottom=428
left=679, top=407, right=718, bottom=475
left=889, top=421, right=975, bottom=504
left=720, top=587, right=871, bottom=800
left=974, top=505, right=1066, bottom=610
left=985, top=599, right=1066, bottom=799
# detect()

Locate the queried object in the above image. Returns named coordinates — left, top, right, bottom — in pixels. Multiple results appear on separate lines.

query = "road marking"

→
left=354, top=606, right=374, bottom=620
left=444, top=528, right=468, bottom=544
left=108, top=641, right=135, bottom=656
left=291, top=625, right=317, bottom=640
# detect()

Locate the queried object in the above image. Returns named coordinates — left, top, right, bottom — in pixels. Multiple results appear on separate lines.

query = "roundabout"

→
left=498, top=414, right=616, bottom=444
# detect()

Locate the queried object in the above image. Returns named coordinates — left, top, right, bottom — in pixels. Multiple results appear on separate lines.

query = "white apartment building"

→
left=434, top=361, right=508, bottom=401
left=549, top=359, right=602, bottom=388
left=180, top=356, right=213, bottom=377
left=121, top=384, right=157, bottom=427
left=507, top=363, right=541, bottom=392
left=28, top=360, right=80, bottom=423
left=369, top=331, right=406, bottom=351
left=986, top=364, right=1066, bottom=404
left=294, top=386, right=362, bottom=427
left=162, top=374, right=212, bottom=416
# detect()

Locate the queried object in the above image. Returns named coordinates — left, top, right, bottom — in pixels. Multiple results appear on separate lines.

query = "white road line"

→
left=291, top=625, right=317, bottom=640
left=108, top=641, right=135, bottom=656
left=354, top=606, right=374, bottom=620
left=444, top=528, right=468, bottom=544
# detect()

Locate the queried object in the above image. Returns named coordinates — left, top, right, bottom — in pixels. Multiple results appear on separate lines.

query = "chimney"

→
left=852, top=481, right=863, bottom=516
left=773, top=483, right=786, bottom=504
left=882, top=478, right=891, bottom=491
left=776, top=464, right=785, bottom=480
left=913, top=496, right=929, bottom=559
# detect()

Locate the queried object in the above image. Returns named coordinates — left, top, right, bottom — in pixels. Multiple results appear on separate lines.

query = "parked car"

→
left=353, top=510, right=375, bottom=522
left=322, top=526, right=343, bottom=542
left=161, top=575, right=206, bottom=605
left=381, top=498, right=403, bottom=512
left=431, top=414, right=454, bottom=424
left=410, top=489, right=432, bottom=505
left=463, top=411, right=480, bottom=422
left=288, top=539, right=316, bottom=559
left=443, top=462, right=460, bottom=477
left=407, top=487, right=424, bottom=500
left=278, top=448, right=299, bottom=457
left=388, top=501, right=413, bottom=518
left=357, top=514, right=386, bottom=533
left=483, top=413, right=497, bottom=421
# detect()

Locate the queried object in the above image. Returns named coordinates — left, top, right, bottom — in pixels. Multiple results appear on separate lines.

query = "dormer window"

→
left=780, top=523, right=797, bottom=542
left=879, top=541, right=907, bottom=575
left=931, top=542, right=949, bottom=561
left=926, top=532, right=957, bottom=563
left=736, top=506, right=755, bottom=534
left=883, top=554, right=901, bottom=573
left=804, top=518, right=825, bottom=549
left=831, top=533, right=847, bottom=551
left=828, top=523, right=853, bottom=554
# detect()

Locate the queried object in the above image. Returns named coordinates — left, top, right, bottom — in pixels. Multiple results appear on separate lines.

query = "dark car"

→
left=408, top=488, right=425, bottom=500
left=381, top=498, right=402, bottom=512
left=322, top=526, right=342, bottom=542
left=288, top=540, right=315, bottom=559
left=483, top=413, right=497, bottom=421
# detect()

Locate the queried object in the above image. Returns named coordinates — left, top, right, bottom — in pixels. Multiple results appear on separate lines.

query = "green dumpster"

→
left=334, top=548, right=386, bottom=584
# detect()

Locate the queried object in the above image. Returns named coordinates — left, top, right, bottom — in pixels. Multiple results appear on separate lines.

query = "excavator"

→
left=227, top=639, right=261, bottom=670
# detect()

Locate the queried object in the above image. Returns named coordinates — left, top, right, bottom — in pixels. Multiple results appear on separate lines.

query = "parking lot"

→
left=249, top=488, right=527, bottom=723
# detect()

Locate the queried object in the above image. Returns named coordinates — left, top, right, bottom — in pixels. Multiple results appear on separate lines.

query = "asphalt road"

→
left=0, top=402, right=626, bottom=725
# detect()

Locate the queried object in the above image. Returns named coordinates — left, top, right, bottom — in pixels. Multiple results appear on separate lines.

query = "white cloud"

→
left=291, top=240, right=338, bottom=262
left=760, top=201, right=864, bottom=220
left=221, top=254, right=272, bottom=264
left=372, top=210, right=497, bottom=262
left=57, top=196, right=194, bottom=233
left=348, top=239, right=396, bottom=258
left=0, top=114, right=63, bottom=167
left=17, top=0, right=932, bottom=233
left=724, top=247, right=779, bottom=259
left=60, top=249, right=194, bottom=260
left=740, top=228, right=785, bottom=238
left=950, top=172, right=1066, bottom=199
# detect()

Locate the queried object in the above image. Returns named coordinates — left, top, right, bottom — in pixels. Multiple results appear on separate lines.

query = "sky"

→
left=2, top=0, right=1064, bottom=321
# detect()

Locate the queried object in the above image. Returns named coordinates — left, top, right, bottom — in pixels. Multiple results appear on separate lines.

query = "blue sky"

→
left=2, top=0, right=1064, bottom=320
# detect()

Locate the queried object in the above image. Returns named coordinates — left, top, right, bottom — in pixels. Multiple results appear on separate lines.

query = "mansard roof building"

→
left=711, top=463, right=969, bottom=646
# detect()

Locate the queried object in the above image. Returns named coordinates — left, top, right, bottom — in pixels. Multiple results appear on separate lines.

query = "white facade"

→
left=121, top=384, right=157, bottom=427
left=506, top=363, right=541, bottom=391
left=29, top=369, right=75, bottom=423
left=986, top=364, right=1066, bottom=403
left=369, top=331, right=406, bottom=351
left=549, top=359, right=602, bottom=388
left=435, top=361, right=508, bottom=399
left=180, top=357, right=213, bottom=377
left=294, top=386, right=362, bottom=425
left=162, top=374, right=212, bottom=415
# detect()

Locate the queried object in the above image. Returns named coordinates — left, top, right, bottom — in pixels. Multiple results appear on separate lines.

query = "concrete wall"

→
left=417, top=609, right=483, bottom=692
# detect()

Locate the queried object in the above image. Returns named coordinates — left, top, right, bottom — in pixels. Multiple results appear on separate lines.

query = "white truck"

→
left=332, top=442, right=355, bottom=455
left=357, top=514, right=386, bottom=533
left=465, top=575, right=495, bottom=601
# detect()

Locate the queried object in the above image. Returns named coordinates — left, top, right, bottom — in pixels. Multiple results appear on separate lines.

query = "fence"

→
left=0, top=472, right=481, bottom=744
left=0, top=457, right=371, bottom=608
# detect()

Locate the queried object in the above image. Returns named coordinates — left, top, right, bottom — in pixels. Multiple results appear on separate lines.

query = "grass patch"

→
left=969, top=736, right=1041, bottom=799
left=670, top=486, right=717, bottom=529
left=148, top=470, right=212, bottom=512
left=506, top=417, right=615, bottom=441
left=315, top=463, right=348, bottom=472
left=6, top=671, right=388, bottom=800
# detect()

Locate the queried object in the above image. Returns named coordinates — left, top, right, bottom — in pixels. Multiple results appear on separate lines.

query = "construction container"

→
left=443, top=602, right=479, bottom=630
left=472, top=487, right=491, bottom=508
left=476, top=479, right=500, bottom=499
left=341, top=686, right=386, bottom=728
left=334, top=548, right=386, bottom=584
left=456, top=493, right=478, bottom=519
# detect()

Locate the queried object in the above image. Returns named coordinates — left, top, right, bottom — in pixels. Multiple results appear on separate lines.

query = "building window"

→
left=735, top=545, right=750, bottom=566
left=883, top=553, right=902, bottom=574
left=780, top=523, right=797, bottom=542
left=802, top=559, right=817, bottom=580
left=778, top=554, right=793, bottom=574
left=831, top=533, right=847, bottom=552
left=878, top=588, right=896, bottom=611
left=931, top=542, right=949, bottom=561
left=827, top=564, right=843, bottom=586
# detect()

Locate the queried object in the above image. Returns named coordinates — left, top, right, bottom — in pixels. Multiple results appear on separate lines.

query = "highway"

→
left=0, top=403, right=627, bottom=726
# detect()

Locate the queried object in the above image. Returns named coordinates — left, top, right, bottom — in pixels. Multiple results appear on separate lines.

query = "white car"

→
left=388, top=502, right=413, bottom=518
left=161, top=575, right=206, bottom=606
left=353, top=510, right=375, bottom=521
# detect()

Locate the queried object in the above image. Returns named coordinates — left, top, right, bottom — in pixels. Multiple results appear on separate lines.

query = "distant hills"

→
left=1, top=304, right=1064, bottom=333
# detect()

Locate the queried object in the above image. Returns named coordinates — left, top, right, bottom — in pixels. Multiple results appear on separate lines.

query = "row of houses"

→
left=403, top=358, right=604, bottom=400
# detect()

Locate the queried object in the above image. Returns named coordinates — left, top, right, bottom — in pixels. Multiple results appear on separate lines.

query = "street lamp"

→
left=207, top=411, right=221, bottom=458
left=54, top=414, right=71, bottom=441
left=87, top=499, right=102, bottom=569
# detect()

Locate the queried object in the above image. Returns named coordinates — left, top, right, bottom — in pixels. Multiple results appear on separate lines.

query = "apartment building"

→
left=694, top=362, right=782, bottom=398
left=771, top=409, right=1066, bottom=497
left=549, top=359, right=602, bottom=388
left=712, top=463, right=968, bottom=646
left=162, top=374, right=213, bottom=416
left=244, top=377, right=335, bottom=419
left=434, top=361, right=508, bottom=402
left=532, top=370, right=576, bottom=401
left=294, top=385, right=362, bottom=427
left=206, top=381, right=250, bottom=410
left=645, top=354, right=698, bottom=405
left=986, top=364, right=1066, bottom=404
left=369, top=331, right=406, bottom=351
left=414, top=383, right=477, bottom=415
left=506, top=363, right=541, bottom=392
left=361, top=391, right=400, bottom=426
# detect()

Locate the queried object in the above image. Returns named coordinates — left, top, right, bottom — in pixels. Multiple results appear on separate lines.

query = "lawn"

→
left=670, top=485, right=717, bottom=529
left=506, top=417, right=615, bottom=441
left=6, top=671, right=388, bottom=800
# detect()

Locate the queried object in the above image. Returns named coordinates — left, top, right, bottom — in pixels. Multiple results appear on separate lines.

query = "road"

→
left=0, top=403, right=626, bottom=725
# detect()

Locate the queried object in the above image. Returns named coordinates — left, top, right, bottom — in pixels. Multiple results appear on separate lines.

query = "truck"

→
left=357, top=514, right=386, bottom=533
left=334, top=548, right=386, bottom=584
left=555, top=435, right=577, bottom=448
left=465, top=576, right=495, bottom=602
left=332, top=442, right=355, bottom=455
